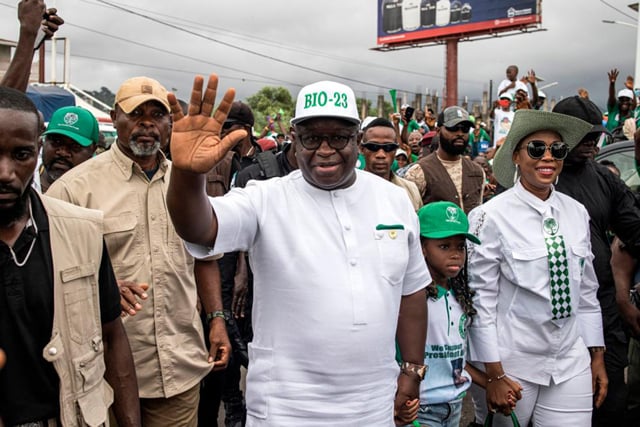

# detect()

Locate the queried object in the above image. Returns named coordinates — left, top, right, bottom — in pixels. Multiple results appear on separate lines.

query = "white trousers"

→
left=473, top=366, right=593, bottom=427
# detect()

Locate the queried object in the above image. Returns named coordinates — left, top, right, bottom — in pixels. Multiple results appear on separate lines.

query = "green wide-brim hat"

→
left=493, top=109, right=594, bottom=188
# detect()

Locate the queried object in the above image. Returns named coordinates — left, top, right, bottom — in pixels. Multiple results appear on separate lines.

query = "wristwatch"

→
left=206, top=310, right=227, bottom=324
left=401, top=361, right=428, bottom=380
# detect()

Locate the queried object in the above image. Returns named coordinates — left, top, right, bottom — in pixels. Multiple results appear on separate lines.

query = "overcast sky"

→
left=0, top=0, right=637, bottom=112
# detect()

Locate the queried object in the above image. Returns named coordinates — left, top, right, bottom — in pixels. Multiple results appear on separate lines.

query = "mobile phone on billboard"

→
left=404, top=106, right=415, bottom=122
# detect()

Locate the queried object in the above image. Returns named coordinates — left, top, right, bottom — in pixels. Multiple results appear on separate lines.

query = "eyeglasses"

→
left=445, top=123, right=471, bottom=133
left=522, top=140, right=569, bottom=160
left=298, top=134, right=356, bottom=150
left=361, top=142, right=399, bottom=153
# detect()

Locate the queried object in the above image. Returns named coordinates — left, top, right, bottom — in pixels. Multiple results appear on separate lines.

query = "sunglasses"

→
left=361, top=142, right=399, bottom=153
left=298, top=134, right=356, bottom=150
left=522, top=140, right=569, bottom=160
left=445, top=123, right=471, bottom=133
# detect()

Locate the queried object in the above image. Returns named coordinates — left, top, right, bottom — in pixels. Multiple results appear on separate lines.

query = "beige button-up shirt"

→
left=47, top=143, right=212, bottom=398
left=390, top=173, right=422, bottom=211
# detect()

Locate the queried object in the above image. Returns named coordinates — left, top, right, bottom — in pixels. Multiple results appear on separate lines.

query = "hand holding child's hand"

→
left=504, top=377, right=523, bottom=409
left=394, top=398, right=420, bottom=426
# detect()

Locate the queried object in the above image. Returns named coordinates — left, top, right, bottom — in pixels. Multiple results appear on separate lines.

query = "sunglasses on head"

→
left=522, top=140, right=569, bottom=160
left=445, top=123, right=471, bottom=133
left=361, top=142, right=399, bottom=153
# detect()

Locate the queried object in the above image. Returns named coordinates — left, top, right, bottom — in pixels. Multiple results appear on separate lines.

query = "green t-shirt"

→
left=606, top=104, right=632, bottom=132
left=407, top=120, right=420, bottom=133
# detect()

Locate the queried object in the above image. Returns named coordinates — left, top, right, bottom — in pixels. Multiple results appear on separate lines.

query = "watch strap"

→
left=206, top=310, right=227, bottom=323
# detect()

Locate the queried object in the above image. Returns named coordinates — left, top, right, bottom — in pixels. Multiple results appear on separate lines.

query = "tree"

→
left=245, top=86, right=295, bottom=134
left=85, top=86, right=116, bottom=107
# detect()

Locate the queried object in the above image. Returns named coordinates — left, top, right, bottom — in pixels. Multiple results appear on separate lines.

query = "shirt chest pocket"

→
left=569, top=245, right=589, bottom=281
left=375, top=229, right=409, bottom=286
left=103, top=212, right=141, bottom=264
left=510, top=247, right=550, bottom=296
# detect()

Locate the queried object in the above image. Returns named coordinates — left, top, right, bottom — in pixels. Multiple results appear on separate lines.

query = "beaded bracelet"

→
left=487, top=373, right=506, bottom=383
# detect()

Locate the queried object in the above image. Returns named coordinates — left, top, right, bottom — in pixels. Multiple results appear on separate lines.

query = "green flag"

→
left=389, top=89, right=398, bottom=113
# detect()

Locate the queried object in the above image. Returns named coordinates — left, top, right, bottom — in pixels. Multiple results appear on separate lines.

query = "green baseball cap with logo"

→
left=291, top=80, right=360, bottom=126
left=42, top=106, right=100, bottom=147
left=418, top=201, right=481, bottom=244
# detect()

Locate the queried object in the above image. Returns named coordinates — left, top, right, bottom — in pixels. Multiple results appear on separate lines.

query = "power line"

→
left=80, top=0, right=457, bottom=83
left=0, top=1, right=305, bottom=88
left=599, top=0, right=636, bottom=20
left=94, top=0, right=421, bottom=92
left=68, top=52, right=285, bottom=87
left=64, top=22, right=304, bottom=88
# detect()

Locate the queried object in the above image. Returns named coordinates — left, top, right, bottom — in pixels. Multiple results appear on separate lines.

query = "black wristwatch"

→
left=401, top=361, right=428, bottom=381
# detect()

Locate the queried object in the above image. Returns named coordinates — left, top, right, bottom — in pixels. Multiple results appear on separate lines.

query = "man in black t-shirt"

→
left=0, top=87, right=140, bottom=426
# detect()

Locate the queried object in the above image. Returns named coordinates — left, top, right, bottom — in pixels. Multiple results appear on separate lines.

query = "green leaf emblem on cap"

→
left=445, top=206, right=460, bottom=224
left=64, top=112, right=78, bottom=126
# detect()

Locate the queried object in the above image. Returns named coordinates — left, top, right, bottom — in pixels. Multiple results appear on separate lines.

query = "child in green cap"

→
left=399, top=201, right=521, bottom=426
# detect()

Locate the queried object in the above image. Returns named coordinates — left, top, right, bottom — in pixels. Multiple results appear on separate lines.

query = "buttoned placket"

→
left=330, top=189, right=367, bottom=325
left=142, top=166, right=176, bottom=395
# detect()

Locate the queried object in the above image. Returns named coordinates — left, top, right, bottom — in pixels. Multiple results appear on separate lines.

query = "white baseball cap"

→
left=618, top=88, right=634, bottom=99
left=291, top=81, right=360, bottom=126
left=395, top=148, right=408, bottom=158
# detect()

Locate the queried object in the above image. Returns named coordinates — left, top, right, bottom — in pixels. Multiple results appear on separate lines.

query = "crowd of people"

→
left=5, top=1, right=640, bottom=427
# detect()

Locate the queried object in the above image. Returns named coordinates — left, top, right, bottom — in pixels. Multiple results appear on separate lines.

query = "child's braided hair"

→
left=425, top=245, right=477, bottom=324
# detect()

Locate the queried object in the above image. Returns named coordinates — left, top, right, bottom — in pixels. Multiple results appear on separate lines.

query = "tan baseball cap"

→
left=115, top=76, right=170, bottom=114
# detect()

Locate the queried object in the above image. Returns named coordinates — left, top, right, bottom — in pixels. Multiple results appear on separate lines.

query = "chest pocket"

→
left=375, top=229, right=409, bottom=286
left=510, top=247, right=549, bottom=296
left=569, top=245, right=589, bottom=281
left=103, top=212, right=140, bottom=264
left=61, top=263, right=100, bottom=345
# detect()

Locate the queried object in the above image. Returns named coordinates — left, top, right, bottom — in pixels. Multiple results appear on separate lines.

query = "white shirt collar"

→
left=513, top=179, right=558, bottom=216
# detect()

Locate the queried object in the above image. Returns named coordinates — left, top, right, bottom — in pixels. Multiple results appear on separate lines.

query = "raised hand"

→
left=168, top=74, right=247, bottom=174
left=42, top=7, right=64, bottom=39
left=608, top=69, right=619, bottom=84
left=18, top=0, right=46, bottom=35
left=626, top=75, right=635, bottom=90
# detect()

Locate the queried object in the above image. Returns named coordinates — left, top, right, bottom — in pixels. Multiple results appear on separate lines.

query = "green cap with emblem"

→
left=291, top=81, right=360, bottom=126
left=42, top=106, right=100, bottom=147
left=418, top=201, right=481, bottom=244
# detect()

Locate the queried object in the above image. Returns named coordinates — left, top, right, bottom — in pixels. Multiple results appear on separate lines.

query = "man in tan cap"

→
left=47, top=76, right=231, bottom=426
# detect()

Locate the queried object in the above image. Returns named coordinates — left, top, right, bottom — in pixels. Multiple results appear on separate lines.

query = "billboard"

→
left=377, top=0, right=541, bottom=46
